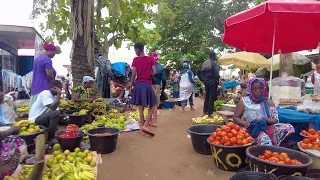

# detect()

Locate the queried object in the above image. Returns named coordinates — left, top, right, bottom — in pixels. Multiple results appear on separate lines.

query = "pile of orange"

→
left=208, top=122, right=254, bottom=146
left=300, top=128, right=320, bottom=150
left=258, top=150, right=303, bottom=165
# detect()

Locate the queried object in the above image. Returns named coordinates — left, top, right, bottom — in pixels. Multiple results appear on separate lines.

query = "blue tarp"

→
left=111, top=62, right=130, bottom=76
left=278, top=108, right=320, bottom=131
left=222, top=80, right=238, bottom=92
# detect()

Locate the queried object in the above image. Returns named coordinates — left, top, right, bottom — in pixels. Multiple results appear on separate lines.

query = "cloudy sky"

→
left=0, top=0, right=136, bottom=76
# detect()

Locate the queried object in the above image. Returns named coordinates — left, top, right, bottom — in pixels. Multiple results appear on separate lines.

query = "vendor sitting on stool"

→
left=233, top=78, right=294, bottom=146
left=73, top=76, right=95, bottom=102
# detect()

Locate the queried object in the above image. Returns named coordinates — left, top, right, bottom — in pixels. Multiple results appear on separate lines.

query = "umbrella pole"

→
left=269, top=17, right=277, bottom=99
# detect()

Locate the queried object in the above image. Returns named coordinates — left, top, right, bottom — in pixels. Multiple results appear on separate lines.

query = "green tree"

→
left=152, top=0, right=250, bottom=71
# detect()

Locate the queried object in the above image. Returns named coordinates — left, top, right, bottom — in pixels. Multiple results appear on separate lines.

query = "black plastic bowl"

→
left=68, top=115, right=86, bottom=127
left=87, top=127, right=121, bottom=154
left=278, top=176, right=311, bottom=180
left=246, top=145, right=313, bottom=177
left=230, top=171, right=277, bottom=180
left=19, top=125, right=46, bottom=153
left=307, top=169, right=320, bottom=179
left=56, top=131, right=84, bottom=151
left=207, top=139, right=253, bottom=171
left=187, top=124, right=220, bottom=155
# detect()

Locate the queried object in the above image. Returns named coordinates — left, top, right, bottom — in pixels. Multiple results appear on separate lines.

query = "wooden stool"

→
left=217, top=110, right=234, bottom=125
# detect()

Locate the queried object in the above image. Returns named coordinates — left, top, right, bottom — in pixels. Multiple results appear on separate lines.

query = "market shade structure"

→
left=266, top=53, right=312, bottom=71
left=222, top=0, right=320, bottom=54
left=222, top=0, right=320, bottom=98
left=218, top=52, right=270, bottom=70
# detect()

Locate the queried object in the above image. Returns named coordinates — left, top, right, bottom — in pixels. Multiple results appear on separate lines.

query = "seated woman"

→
left=73, top=76, right=95, bottom=102
left=233, top=78, right=294, bottom=146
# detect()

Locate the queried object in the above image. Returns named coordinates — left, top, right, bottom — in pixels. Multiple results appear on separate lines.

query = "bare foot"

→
left=191, top=106, right=196, bottom=111
left=181, top=107, right=185, bottom=112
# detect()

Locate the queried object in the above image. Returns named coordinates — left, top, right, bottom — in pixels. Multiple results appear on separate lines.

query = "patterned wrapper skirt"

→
left=131, top=82, right=157, bottom=107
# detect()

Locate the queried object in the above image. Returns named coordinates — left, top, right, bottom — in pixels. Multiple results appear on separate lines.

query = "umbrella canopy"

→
left=266, top=53, right=312, bottom=71
left=222, top=0, right=320, bottom=54
left=218, top=51, right=270, bottom=70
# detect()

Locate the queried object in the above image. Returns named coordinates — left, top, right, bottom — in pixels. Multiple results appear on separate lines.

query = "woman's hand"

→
left=266, top=118, right=278, bottom=125
left=244, top=121, right=250, bottom=128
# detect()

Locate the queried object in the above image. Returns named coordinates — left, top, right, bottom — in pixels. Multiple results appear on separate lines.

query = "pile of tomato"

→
left=258, top=150, right=303, bottom=165
left=208, top=122, right=254, bottom=146
left=66, top=124, right=79, bottom=131
left=60, top=124, right=80, bottom=139
left=300, top=128, right=320, bottom=150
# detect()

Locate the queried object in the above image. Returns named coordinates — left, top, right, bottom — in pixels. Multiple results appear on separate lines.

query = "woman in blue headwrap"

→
left=178, top=62, right=196, bottom=112
left=72, top=76, right=95, bottom=102
left=233, top=78, right=294, bottom=146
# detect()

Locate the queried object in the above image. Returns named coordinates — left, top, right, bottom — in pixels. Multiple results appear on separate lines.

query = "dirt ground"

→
left=97, top=98, right=234, bottom=180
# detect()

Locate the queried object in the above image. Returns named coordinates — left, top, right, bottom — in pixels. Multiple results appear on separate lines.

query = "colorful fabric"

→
left=112, top=62, right=129, bottom=77
left=247, top=117, right=268, bottom=138
left=82, top=76, right=95, bottom=86
left=131, top=56, right=155, bottom=84
left=150, top=52, right=159, bottom=62
left=256, top=123, right=295, bottom=146
left=0, top=136, right=25, bottom=179
left=31, top=54, right=56, bottom=95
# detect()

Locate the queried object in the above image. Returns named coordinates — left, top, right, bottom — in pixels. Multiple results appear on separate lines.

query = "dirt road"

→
left=97, top=98, right=234, bottom=180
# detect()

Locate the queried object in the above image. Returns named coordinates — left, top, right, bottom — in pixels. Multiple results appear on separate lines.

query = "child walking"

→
left=130, top=42, right=157, bottom=136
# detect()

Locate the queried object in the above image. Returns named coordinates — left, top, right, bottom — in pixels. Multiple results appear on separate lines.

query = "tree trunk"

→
left=279, top=53, right=293, bottom=76
left=70, top=0, right=95, bottom=87
left=102, top=33, right=110, bottom=59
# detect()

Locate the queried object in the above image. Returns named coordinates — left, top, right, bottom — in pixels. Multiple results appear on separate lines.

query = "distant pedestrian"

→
left=197, top=51, right=220, bottom=117
left=179, top=62, right=196, bottom=112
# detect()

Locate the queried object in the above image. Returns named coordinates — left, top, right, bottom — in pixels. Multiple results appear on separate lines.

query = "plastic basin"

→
left=56, top=131, right=84, bottom=151
left=68, top=115, right=86, bottom=127
left=19, top=125, right=46, bottom=153
left=246, top=145, right=313, bottom=177
left=87, top=127, right=121, bottom=154
left=229, top=171, right=277, bottom=180
left=307, top=169, right=320, bottom=179
left=187, top=124, right=220, bottom=155
left=164, top=102, right=174, bottom=109
left=207, top=139, right=253, bottom=171
left=278, top=176, right=311, bottom=180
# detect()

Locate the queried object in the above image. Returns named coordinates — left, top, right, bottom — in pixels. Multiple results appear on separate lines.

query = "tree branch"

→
left=108, top=34, right=126, bottom=44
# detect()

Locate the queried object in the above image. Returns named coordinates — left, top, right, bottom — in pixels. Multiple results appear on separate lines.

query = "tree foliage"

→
left=151, top=0, right=251, bottom=71
left=31, top=0, right=160, bottom=58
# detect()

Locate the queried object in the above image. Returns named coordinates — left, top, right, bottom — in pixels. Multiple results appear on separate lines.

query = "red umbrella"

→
left=222, top=0, right=320, bottom=54
left=222, top=0, right=320, bottom=98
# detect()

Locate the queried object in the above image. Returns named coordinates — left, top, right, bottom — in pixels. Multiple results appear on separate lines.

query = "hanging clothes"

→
left=95, top=55, right=112, bottom=98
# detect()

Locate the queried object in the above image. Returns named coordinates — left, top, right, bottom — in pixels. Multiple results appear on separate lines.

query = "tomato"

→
left=284, top=158, right=291, bottom=164
left=225, top=127, right=231, bottom=133
left=244, top=132, right=250, bottom=138
left=291, top=159, right=297, bottom=165
left=230, top=137, right=237, bottom=145
left=213, top=141, right=220, bottom=145
left=309, top=135, right=317, bottom=142
left=216, top=131, right=222, bottom=136
left=280, top=153, right=288, bottom=158
left=227, top=133, right=234, bottom=138
left=302, top=138, right=310, bottom=144
left=220, top=138, right=226, bottom=144
left=301, top=130, right=307, bottom=135
left=318, top=130, right=320, bottom=136
left=209, top=136, right=214, bottom=142
left=216, top=136, right=221, bottom=141
left=300, top=142, right=308, bottom=149
left=237, top=135, right=244, bottom=140
left=216, top=128, right=222, bottom=132
left=231, top=129, right=238, bottom=135
left=234, top=125, right=241, bottom=131
left=273, top=157, right=279, bottom=162
left=225, top=141, right=232, bottom=146
left=260, top=155, right=265, bottom=160
left=272, top=152, right=279, bottom=156
left=309, top=128, right=317, bottom=135
left=221, top=131, right=227, bottom=136
left=221, top=125, right=228, bottom=130
left=264, top=150, right=272, bottom=158
left=237, top=139, right=243, bottom=145
left=277, top=155, right=284, bottom=161
left=246, top=137, right=254, bottom=143
left=242, top=139, right=248, bottom=145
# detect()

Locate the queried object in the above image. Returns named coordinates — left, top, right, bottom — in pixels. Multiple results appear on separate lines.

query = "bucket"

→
left=230, top=171, right=278, bottom=180
left=246, top=145, right=313, bottom=177
left=278, top=176, right=311, bottom=180
left=164, top=102, right=174, bottom=109
left=19, top=125, right=46, bottom=154
left=307, top=169, right=320, bottom=180
left=207, top=139, right=253, bottom=171
left=87, top=127, right=121, bottom=154
left=187, top=124, right=220, bottom=155
left=68, top=115, right=86, bottom=127
left=56, top=131, right=84, bottom=151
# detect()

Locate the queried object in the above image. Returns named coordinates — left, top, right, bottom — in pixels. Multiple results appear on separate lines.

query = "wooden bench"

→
left=217, top=110, right=234, bottom=125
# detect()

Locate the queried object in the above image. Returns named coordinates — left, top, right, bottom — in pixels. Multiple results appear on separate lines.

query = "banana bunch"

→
left=128, top=108, right=148, bottom=123
left=226, top=99, right=235, bottom=105
left=72, top=109, right=89, bottom=116
left=16, top=106, right=29, bottom=112
left=73, top=162, right=96, bottom=180
left=59, top=100, right=75, bottom=110
left=192, top=115, right=224, bottom=124
left=13, top=120, right=33, bottom=127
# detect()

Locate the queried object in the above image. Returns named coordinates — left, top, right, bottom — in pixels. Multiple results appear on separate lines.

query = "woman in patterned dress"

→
left=233, top=78, right=294, bottom=146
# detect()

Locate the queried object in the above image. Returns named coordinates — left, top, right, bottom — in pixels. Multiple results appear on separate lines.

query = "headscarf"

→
left=43, top=42, right=57, bottom=51
left=248, top=78, right=271, bottom=118
left=150, top=52, right=159, bottom=62
left=183, top=62, right=189, bottom=67
left=82, top=76, right=95, bottom=86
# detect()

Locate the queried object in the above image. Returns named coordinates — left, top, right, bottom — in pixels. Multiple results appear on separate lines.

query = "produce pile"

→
left=16, top=106, right=29, bottom=118
left=127, top=108, right=148, bottom=123
left=226, top=99, right=235, bottom=105
left=59, top=98, right=106, bottom=113
left=208, top=122, right=254, bottom=146
left=258, top=150, right=302, bottom=165
left=299, top=128, right=320, bottom=150
left=60, top=124, right=80, bottom=139
left=214, top=100, right=225, bottom=111
left=93, top=132, right=112, bottom=136
left=192, top=115, right=224, bottom=124
left=72, top=109, right=89, bottom=116
left=13, top=120, right=43, bottom=135
left=6, top=144, right=97, bottom=180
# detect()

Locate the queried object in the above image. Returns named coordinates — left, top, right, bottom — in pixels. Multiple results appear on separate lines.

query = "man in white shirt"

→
left=29, top=80, right=62, bottom=143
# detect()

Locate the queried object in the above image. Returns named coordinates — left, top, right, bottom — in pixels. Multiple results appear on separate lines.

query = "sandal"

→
left=141, top=128, right=155, bottom=137
left=148, top=122, right=157, bottom=127
left=138, top=130, right=146, bottom=136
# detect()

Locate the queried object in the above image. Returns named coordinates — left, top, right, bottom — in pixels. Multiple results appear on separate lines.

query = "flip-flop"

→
left=148, top=122, right=157, bottom=127
left=141, top=128, right=155, bottom=137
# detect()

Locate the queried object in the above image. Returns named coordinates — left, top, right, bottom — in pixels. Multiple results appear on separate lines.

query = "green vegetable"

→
left=214, top=100, right=225, bottom=111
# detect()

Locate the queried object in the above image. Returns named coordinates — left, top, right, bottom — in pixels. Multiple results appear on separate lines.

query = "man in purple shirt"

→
left=29, top=42, right=57, bottom=109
